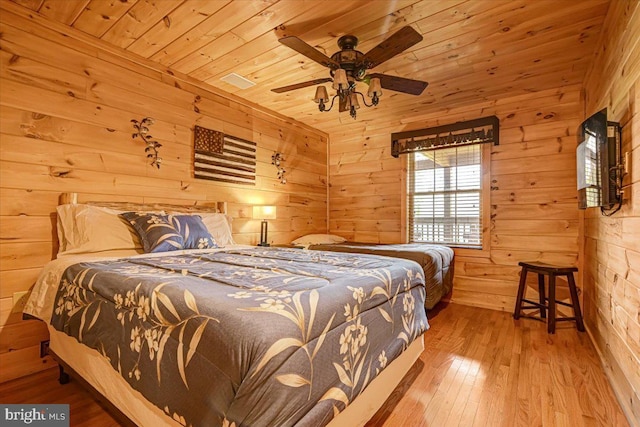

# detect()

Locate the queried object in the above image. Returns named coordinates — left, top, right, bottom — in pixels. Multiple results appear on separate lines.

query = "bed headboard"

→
left=58, top=192, right=227, bottom=214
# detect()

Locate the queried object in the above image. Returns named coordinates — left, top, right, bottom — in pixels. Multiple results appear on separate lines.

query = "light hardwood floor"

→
left=0, top=303, right=629, bottom=426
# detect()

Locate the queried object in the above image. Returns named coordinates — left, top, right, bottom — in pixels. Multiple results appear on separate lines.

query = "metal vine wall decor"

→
left=272, top=152, right=286, bottom=184
left=131, top=117, right=162, bottom=168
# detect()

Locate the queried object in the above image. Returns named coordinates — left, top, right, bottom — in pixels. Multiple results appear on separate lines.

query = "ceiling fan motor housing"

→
left=331, top=35, right=367, bottom=80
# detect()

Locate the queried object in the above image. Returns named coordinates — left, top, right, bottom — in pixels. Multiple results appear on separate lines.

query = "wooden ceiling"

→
left=8, top=0, right=611, bottom=134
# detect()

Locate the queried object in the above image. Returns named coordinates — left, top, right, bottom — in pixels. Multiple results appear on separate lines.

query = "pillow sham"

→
left=198, top=213, right=236, bottom=247
left=56, top=204, right=143, bottom=255
left=169, top=215, right=217, bottom=249
left=119, top=212, right=183, bottom=253
left=291, top=234, right=347, bottom=246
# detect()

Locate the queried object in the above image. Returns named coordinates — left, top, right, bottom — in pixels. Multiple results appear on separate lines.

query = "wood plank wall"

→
left=0, top=11, right=328, bottom=383
left=328, top=86, right=583, bottom=312
left=582, top=0, right=640, bottom=423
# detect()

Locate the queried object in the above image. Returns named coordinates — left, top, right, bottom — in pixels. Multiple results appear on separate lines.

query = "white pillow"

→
left=56, top=204, right=143, bottom=255
left=198, top=213, right=236, bottom=247
left=291, top=234, right=346, bottom=247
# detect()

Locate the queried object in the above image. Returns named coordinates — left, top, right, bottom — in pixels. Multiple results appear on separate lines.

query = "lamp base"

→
left=258, top=220, right=270, bottom=247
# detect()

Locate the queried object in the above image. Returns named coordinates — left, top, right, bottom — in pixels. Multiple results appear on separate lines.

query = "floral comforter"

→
left=50, top=248, right=428, bottom=427
left=308, top=243, right=454, bottom=309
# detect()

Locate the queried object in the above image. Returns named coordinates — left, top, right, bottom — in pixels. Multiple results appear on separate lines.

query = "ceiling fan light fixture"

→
left=368, top=77, right=382, bottom=98
left=332, top=69, right=348, bottom=91
left=314, top=85, right=330, bottom=111
left=349, top=93, right=360, bottom=110
left=346, top=93, right=359, bottom=120
left=313, top=86, right=329, bottom=103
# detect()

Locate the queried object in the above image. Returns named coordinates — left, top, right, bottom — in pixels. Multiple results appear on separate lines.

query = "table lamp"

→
left=253, top=205, right=276, bottom=247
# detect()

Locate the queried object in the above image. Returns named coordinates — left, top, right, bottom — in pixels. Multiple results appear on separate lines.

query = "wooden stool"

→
left=513, top=262, right=585, bottom=334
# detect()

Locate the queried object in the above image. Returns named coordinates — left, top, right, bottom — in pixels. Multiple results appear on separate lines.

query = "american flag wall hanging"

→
left=193, top=125, right=257, bottom=185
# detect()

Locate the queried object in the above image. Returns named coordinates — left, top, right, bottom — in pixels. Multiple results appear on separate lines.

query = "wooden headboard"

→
left=58, top=192, right=227, bottom=214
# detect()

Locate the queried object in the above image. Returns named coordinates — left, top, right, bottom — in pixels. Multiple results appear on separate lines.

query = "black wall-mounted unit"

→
left=577, top=108, right=622, bottom=210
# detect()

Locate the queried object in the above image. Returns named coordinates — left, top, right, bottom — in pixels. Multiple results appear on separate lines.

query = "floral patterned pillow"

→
left=119, top=212, right=184, bottom=253
left=169, top=215, right=217, bottom=249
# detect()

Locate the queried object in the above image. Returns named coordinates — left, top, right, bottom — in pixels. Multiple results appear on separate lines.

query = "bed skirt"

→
left=48, top=325, right=424, bottom=427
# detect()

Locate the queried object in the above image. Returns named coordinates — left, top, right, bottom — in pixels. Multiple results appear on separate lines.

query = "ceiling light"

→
left=332, top=69, right=348, bottom=91
left=313, top=86, right=329, bottom=107
left=368, top=77, right=382, bottom=99
left=313, top=74, right=380, bottom=120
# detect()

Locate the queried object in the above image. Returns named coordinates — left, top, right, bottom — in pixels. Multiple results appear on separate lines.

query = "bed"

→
left=297, top=237, right=454, bottom=310
left=24, top=197, right=429, bottom=427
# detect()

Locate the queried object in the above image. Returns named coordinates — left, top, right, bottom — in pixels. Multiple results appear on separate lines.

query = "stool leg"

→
left=567, top=273, right=585, bottom=332
left=548, top=274, right=556, bottom=334
left=514, top=267, right=528, bottom=319
left=538, top=274, right=546, bottom=319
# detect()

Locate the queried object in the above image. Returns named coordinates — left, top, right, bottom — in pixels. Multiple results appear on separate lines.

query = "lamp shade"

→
left=343, top=93, right=352, bottom=110
left=349, top=93, right=360, bottom=110
left=313, top=86, right=329, bottom=103
left=253, top=205, right=276, bottom=220
left=332, top=69, right=348, bottom=90
left=368, top=77, right=382, bottom=98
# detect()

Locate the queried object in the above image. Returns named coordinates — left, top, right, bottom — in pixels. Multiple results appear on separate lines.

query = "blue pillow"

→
left=170, top=215, right=217, bottom=249
left=119, top=212, right=184, bottom=253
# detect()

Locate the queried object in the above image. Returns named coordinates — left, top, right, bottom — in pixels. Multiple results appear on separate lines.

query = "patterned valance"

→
left=391, top=115, right=499, bottom=157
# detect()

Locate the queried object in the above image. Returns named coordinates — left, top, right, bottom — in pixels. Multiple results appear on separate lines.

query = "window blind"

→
left=408, top=144, right=482, bottom=247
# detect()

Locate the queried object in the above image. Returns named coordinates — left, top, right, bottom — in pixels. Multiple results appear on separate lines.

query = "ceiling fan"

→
left=271, top=26, right=428, bottom=119
left=271, top=26, right=429, bottom=100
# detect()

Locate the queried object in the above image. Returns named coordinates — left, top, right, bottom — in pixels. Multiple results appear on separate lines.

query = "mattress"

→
left=308, top=243, right=454, bottom=309
left=25, top=246, right=429, bottom=427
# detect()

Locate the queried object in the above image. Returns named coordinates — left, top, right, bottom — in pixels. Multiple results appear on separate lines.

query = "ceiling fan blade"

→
left=368, top=73, right=428, bottom=95
left=360, top=26, right=423, bottom=69
left=271, top=78, right=332, bottom=93
left=279, top=36, right=340, bottom=68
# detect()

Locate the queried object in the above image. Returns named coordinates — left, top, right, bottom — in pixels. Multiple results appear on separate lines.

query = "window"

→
left=407, top=144, right=489, bottom=251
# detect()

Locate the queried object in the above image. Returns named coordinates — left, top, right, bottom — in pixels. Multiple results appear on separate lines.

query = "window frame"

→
left=402, top=143, right=491, bottom=258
